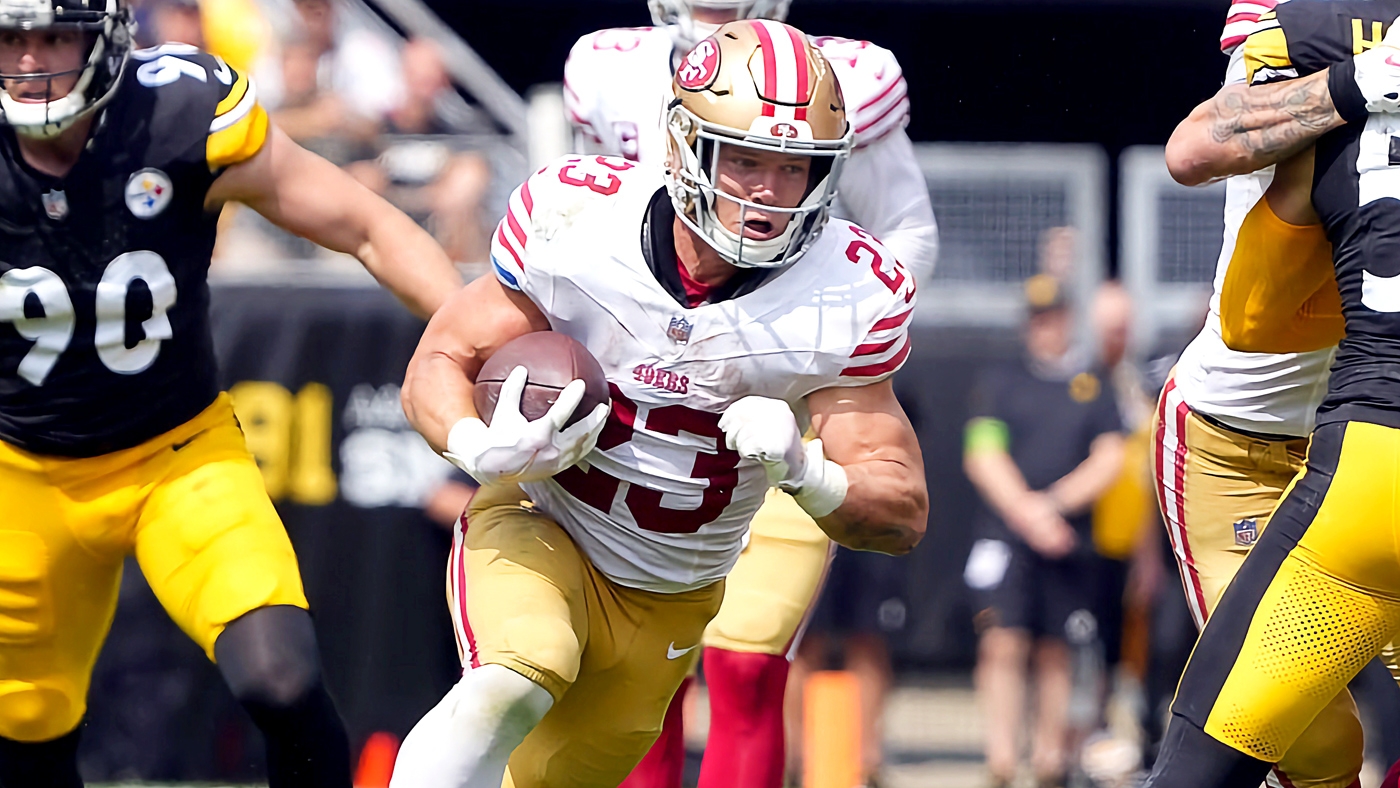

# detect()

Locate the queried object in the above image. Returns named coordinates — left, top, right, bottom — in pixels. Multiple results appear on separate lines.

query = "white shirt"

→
left=490, top=155, right=915, bottom=592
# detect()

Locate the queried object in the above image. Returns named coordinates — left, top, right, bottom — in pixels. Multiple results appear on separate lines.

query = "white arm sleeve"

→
left=835, top=129, right=939, bottom=281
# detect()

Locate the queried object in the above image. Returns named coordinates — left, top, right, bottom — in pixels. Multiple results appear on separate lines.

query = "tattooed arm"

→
left=1165, top=70, right=1344, bottom=187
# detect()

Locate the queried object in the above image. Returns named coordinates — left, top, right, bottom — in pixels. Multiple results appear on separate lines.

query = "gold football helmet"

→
left=665, top=20, right=852, bottom=268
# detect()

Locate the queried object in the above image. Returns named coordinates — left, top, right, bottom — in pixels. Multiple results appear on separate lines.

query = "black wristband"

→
left=1328, top=57, right=1370, bottom=124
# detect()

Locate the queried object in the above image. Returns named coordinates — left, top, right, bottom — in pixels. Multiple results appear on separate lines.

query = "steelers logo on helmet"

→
left=125, top=168, right=173, bottom=219
left=664, top=19, right=853, bottom=269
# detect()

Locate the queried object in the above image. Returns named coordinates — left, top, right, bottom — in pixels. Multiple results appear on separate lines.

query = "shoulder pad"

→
left=813, top=37, right=907, bottom=148
left=564, top=27, right=672, bottom=132
left=125, top=45, right=266, bottom=168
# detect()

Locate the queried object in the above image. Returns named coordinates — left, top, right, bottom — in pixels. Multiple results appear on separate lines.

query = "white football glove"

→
left=719, top=396, right=848, bottom=518
left=444, top=366, right=609, bottom=486
left=1349, top=18, right=1400, bottom=114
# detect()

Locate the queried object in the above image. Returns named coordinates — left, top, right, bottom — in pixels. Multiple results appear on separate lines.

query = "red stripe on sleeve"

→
left=858, top=73, right=904, bottom=112
left=496, top=223, right=524, bottom=270
left=851, top=336, right=898, bottom=358
left=841, top=336, right=911, bottom=377
left=857, top=84, right=908, bottom=133
left=870, top=308, right=913, bottom=333
left=521, top=181, right=534, bottom=217
left=506, top=207, right=528, bottom=247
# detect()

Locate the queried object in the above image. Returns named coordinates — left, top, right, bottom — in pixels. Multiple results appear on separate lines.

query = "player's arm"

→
left=401, top=275, right=548, bottom=454
left=1168, top=7, right=1400, bottom=186
left=206, top=125, right=463, bottom=319
left=804, top=380, right=928, bottom=554
left=835, top=131, right=939, bottom=279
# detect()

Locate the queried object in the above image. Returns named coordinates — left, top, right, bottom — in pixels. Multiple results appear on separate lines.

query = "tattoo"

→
left=1206, top=71, right=1343, bottom=168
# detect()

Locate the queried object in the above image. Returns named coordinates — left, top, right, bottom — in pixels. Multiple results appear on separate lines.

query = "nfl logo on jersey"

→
left=1233, top=518, right=1258, bottom=547
left=667, top=316, right=693, bottom=344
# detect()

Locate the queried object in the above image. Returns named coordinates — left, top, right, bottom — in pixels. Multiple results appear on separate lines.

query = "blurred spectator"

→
left=962, top=274, right=1126, bottom=788
left=259, top=0, right=402, bottom=143
left=135, top=0, right=205, bottom=50
left=342, top=38, right=494, bottom=263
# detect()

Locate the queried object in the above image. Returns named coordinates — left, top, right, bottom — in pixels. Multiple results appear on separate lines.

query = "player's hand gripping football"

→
left=1350, top=17, right=1400, bottom=114
left=444, top=366, right=609, bottom=485
left=720, top=396, right=848, bottom=518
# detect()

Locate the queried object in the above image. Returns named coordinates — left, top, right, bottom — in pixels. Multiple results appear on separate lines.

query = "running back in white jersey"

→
left=489, top=154, right=915, bottom=593
left=562, top=25, right=938, bottom=277
left=1170, top=40, right=1334, bottom=438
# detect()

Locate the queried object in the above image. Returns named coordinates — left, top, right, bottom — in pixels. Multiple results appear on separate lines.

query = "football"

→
left=473, top=332, right=611, bottom=428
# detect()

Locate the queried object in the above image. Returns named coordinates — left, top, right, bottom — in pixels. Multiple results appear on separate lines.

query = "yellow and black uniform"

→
left=1148, top=3, right=1400, bottom=786
left=0, top=47, right=301, bottom=744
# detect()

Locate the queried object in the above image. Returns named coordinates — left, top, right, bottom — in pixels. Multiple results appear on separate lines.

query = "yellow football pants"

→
left=1152, top=377, right=1362, bottom=788
left=703, top=489, right=833, bottom=658
left=1168, top=419, right=1400, bottom=770
left=448, top=483, right=724, bottom=788
left=0, top=393, right=308, bottom=742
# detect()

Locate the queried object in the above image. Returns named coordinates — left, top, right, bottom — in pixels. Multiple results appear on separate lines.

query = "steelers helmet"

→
left=0, top=0, right=133, bottom=138
left=665, top=19, right=852, bottom=269
left=648, top=0, right=791, bottom=51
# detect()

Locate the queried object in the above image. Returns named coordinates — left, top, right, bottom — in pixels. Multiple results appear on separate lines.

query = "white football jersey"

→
left=1171, top=43, right=1334, bottom=438
left=562, top=25, right=938, bottom=278
left=490, top=155, right=916, bottom=593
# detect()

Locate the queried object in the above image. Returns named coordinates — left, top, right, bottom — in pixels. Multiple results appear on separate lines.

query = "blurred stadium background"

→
left=67, top=0, right=1318, bottom=786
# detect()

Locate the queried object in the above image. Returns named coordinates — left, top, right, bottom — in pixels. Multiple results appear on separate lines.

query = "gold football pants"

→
left=448, top=483, right=724, bottom=788
left=1152, top=377, right=1361, bottom=788
left=1168, top=420, right=1400, bottom=771
left=0, top=393, right=308, bottom=742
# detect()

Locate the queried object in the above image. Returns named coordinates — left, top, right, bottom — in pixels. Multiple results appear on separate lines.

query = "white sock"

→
left=389, top=664, right=554, bottom=788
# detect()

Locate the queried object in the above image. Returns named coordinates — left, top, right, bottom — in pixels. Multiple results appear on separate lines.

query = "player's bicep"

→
left=414, top=275, right=548, bottom=383
left=806, top=379, right=921, bottom=471
left=206, top=125, right=378, bottom=253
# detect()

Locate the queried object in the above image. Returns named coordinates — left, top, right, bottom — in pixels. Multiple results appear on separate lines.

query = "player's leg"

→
left=1146, top=422, right=1400, bottom=787
left=391, top=483, right=587, bottom=788
left=503, top=565, right=724, bottom=788
left=1153, top=381, right=1364, bottom=788
left=694, top=490, right=832, bottom=788
left=973, top=543, right=1038, bottom=784
left=619, top=676, right=693, bottom=788
left=130, top=395, right=349, bottom=788
left=0, top=441, right=133, bottom=788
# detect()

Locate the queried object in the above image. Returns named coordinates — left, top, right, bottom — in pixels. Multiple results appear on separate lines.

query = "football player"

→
left=0, top=1, right=463, bottom=786
left=389, top=22, right=927, bottom=788
left=563, top=4, right=937, bottom=783
left=1144, top=4, right=1400, bottom=787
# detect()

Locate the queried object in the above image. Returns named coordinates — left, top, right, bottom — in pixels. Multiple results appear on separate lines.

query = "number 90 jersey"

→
left=491, top=155, right=916, bottom=593
left=0, top=45, right=268, bottom=457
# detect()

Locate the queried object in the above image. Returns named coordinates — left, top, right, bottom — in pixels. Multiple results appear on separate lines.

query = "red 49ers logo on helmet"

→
left=677, top=38, right=720, bottom=90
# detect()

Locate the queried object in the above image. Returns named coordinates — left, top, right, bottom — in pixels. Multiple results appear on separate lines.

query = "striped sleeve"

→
left=206, top=65, right=269, bottom=169
left=839, top=303, right=914, bottom=383
left=562, top=36, right=603, bottom=144
left=817, top=37, right=909, bottom=149
left=490, top=177, right=536, bottom=291
left=1220, top=0, right=1280, bottom=55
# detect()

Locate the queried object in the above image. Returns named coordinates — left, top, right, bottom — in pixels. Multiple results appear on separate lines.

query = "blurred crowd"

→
left=131, top=0, right=508, bottom=271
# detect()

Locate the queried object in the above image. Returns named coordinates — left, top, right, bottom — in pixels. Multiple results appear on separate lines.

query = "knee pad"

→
left=0, top=684, right=81, bottom=744
left=455, top=665, right=554, bottom=734
left=215, top=606, right=322, bottom=711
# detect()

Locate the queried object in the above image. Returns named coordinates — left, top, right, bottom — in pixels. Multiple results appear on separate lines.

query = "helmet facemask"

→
left=0, top=0, right=132, bottom=138
left=666, top=101, right=850, bottom=269
left=648, top=0, right=792, bottom=51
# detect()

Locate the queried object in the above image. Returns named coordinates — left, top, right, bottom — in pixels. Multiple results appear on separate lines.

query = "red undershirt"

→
left=676, top=257, right=716, bottom=307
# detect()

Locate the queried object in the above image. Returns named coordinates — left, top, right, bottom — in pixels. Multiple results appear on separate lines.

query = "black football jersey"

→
left=1241, top=0, right=1400, bottom=429
left=0, top=45, right=268, bottom=457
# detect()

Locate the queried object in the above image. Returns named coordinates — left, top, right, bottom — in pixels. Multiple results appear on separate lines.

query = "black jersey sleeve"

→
left=1243, top=0, right=1400, bottom=85
left=128, top=46, right=270, bottom=174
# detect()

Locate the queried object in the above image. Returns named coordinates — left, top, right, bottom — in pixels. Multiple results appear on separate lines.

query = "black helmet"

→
left=0, top=0, right=132, bottom=138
